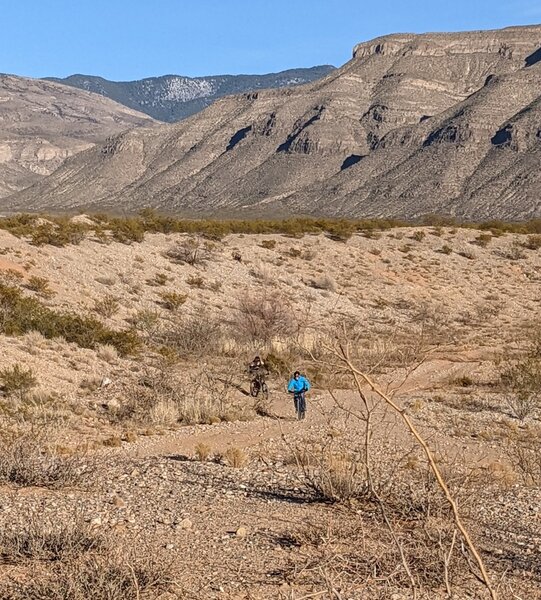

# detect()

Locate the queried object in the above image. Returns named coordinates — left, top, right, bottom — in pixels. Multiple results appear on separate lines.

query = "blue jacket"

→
left=287, top=375, right=311, bottom=394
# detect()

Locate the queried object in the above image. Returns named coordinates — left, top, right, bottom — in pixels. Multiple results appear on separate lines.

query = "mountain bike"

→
left=250, top=371, right=269, bottom=400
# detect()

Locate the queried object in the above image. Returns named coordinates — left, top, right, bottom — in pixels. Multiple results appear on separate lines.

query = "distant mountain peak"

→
left=46, top=66, right=336, bottom=122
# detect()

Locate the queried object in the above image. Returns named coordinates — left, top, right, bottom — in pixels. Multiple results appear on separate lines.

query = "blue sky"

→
left=2, top=1, right=540, bottom=80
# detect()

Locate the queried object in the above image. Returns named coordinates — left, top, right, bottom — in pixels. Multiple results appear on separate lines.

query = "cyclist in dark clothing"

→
left=248, top=356, right=269, bottom=398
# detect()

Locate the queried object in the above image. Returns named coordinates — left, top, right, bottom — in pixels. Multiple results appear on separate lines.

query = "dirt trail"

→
left=124, top=354, right=498, bottom=467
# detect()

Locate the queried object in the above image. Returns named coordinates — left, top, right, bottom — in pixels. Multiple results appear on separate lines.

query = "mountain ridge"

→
left=7, top=24, right=541, bottom=220
left=46, top=66, right=336, bottom=122
left=0, top=73, right=155, bottom=198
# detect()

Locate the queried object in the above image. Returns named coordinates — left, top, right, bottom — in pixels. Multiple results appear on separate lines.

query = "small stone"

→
left=113, top=496, right=127, bottom=509
left=236, top=526, right=248, bottom=538
left=165, top=543, right=175, bottom=550
left=179, top=518, right=193, bottom=530
left=90, top=517, right=102, bottom=526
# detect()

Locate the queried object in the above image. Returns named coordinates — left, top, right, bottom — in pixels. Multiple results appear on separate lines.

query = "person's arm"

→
left=287, top=379, right=295, bottom=393
left=302, top=377, right=311, bottom=392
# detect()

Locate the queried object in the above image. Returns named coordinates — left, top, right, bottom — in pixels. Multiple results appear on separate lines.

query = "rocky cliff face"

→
left=0, top=74, right=155, bottom=197
left=46, top=66, right=336, bottom=122
left=7, top=25, right=541, bottom=220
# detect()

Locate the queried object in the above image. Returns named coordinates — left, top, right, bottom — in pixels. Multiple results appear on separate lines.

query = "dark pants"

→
left=294, top=392, right=306, bottom=419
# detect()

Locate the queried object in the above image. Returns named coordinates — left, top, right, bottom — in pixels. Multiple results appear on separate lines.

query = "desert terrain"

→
left=0, top=216, right=539, bottom=599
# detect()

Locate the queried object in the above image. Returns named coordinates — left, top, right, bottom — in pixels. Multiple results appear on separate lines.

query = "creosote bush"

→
left=165, top=237, right=216, bottom=266
left=93, top=294, right=120, bottom=318
left=0, top=364, right=37, bottom=398
left=26, top=275, right=55, bottom=298
left=232, top=291, right=296, bottom=346
left=158, top=290, right=188, bottom=310
left=0, top=283, right=139, bottom=355
left=2, top=212, right=541, bottom=248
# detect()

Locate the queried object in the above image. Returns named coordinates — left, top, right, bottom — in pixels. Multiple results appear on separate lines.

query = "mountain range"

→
left=5, top=25, right=541, bottom=220
left=0, top=74, right=154, bottom=197
left=46, top=67, right=336, bottom=122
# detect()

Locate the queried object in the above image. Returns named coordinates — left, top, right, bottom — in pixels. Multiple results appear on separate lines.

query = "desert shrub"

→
left=29, top=221, right=87, bottom=247
left=158, top=291, right=187, bottom=310
left=265, top=352, right=295, bottom=377
left=292, top=439, right=366, bottom=503
left=471, top=233, right=492, bottom=247
left=194, top=442, right=212, bottom=461
left=500, top=356, right=541, bottom=419
left=438, top=244, right=453, bottom=255
left=146, top=272, right=170, bottom=286
left=165, top=237, right=216, bottom=265
left=223, top=447, right=248, bottom=468
left=411, top=230, right=426, bottom=242
left=129, top=307, right=162, bottom=341
left=231, top=291, right=296, bottom=346
left=0, top=516, right=106, bottom=562
left=0, top=364, right=37, bottom=398
left=2, top=549, right=173, bottom=600
left=96, top=343, right=118, bottom=363
left=505, top=436, right=541, bottom=485
left=496, top=244, right=526, bottom=260
left=0, top=283, right=139, bottom=355
left=522, top=234, right=541, bottom=250
left=259, top=239, right=276, bottom=250
left=0, top=434, right=90, bottom=488
left=26, top=275, right=54, bottom=299
left=160, top=310, right=222, bottom=357
left=186, top=274, right=205, bottom=288
left=0, top=268, right=24, bottom=286
left=108, top=218, right=145, bottom=243
left=118, top=367, right=247, bottom=426
left=93, top=294, right=120, bottom=318
left=325, top=226, right=354, bottom=242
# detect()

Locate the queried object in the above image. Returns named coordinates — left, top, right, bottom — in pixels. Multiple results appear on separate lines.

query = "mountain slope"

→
left=46, top=66, right=336, bottom=122
left=0, top=74, right=155, bottom=197
left=7, top=25, right=541, bottom=219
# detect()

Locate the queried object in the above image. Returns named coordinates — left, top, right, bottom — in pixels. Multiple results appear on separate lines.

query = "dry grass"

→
left=194, top=442, right=212, bottom=461
left=231, top=290, right=296, bottom=347
left=0, top=434, right=92, bottom=488
left=0, top=516, right=106, bottom=563
left=0, top=516, right=174, bottom=600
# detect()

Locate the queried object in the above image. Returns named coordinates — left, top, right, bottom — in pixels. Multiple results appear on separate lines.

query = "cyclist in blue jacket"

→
left=287, top=371, right=311, bottom=420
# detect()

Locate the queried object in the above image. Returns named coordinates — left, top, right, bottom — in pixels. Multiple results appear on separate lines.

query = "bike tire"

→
left=261, top=382, right=269, bottom=401
left=250, top=380, right=260, bottom=397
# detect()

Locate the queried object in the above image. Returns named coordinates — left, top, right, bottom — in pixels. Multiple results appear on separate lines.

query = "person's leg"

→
left=293, top=394, right=299, bottom=416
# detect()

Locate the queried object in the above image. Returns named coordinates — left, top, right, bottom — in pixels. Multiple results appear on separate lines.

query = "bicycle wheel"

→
left=250, top=380, right=260, bottom=397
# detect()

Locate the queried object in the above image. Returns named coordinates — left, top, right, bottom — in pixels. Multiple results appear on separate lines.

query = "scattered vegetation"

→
left=26, top=275, right=55, bottom=298
left=232, top=291, right=296, bottom=346
left=0, top=283, right=140, bottom=355
left=0, top=364, right=37, bottom=398
left=93, top=293, right=120, bottom=318
left=0, top=434, right=91, bottom=488
left=158, top=290, right=188, bottom=310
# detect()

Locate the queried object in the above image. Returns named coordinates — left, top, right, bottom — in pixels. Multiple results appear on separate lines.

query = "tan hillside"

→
left=0, top=218, right=540, bottom=597
left=0, top=74, right=155, bottom=197
left=7, top=25, right=541, bottom=219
